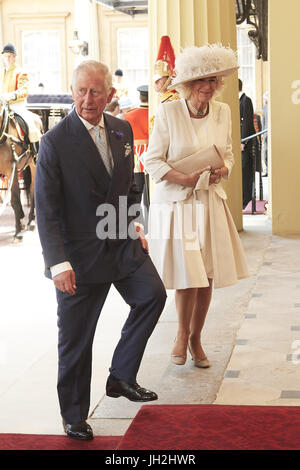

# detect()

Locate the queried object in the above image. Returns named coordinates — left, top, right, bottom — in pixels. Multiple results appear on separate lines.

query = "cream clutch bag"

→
left=172, top=145, right=224, bottom=174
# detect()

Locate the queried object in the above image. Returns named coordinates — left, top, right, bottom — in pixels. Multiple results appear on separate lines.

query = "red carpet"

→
left=243, top=200, right=268, bottom=214
left=117, top=404, right=300, bottom=450
left=0, top=434, right=121, bottom=450
left=3, top=405, right=300, bottom=451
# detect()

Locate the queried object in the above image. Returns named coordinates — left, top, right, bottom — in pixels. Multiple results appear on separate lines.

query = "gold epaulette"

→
left=149, top=115, right=155, bottom=135
left=149, top=91, right=180, bottom=135
left=160, top=90, right=180, bottom=103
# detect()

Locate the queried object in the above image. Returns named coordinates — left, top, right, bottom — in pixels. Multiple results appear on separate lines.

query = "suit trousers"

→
left=242, top=147, right=253, bottom=209
left=55, top=256, right=166, bottom=423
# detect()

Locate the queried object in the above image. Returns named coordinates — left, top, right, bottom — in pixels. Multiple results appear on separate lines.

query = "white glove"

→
left=1, top=92, right=16, bottom=102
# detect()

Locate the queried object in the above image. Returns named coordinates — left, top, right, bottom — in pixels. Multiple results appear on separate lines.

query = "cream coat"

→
left=144, top=99, right=250, bottom=289
left=143, top=99, right=233, bottom=202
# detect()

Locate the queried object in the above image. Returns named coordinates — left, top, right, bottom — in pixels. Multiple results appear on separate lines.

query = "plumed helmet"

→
left=154, top=36, right=176, bottom=82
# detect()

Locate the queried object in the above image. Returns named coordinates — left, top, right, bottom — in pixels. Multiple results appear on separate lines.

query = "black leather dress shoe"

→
left=63, top=420, right=94, bottom=440
left=106, top=375, right=158, bottom=402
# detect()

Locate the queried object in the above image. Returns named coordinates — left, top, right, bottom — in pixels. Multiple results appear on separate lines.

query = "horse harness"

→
left=0, top=100, right=32, bottom=170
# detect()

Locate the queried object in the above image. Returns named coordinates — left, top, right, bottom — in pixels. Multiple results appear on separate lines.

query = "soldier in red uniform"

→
left=149, top=36, right=179, bottom=134
left=124, top=85, right=148, bottom=172
left=153, top=36, right=179, bottom=104
left=124, top=85, right=149, bottom=226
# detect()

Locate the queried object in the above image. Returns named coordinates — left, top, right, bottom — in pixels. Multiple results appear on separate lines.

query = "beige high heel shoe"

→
left=171, top=338, right=187, bottom=365
left=171, top=353, right=187, bottom=365
left=188, top=343, right=210, bottom=368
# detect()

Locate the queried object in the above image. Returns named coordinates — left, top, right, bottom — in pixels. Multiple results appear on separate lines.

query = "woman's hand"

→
left=162, top=166, right=211, bottom=188
left=209, top=166, right=228, bottom=185
left=185, top=166, right=211, bottom=187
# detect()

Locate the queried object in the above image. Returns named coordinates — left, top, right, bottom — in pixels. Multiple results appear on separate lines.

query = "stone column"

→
left=74, top=0, right=100, bottom=63
left=269, top=0, right=300, bottom=234
left=87, top=0, right=100, bottom=60
left=148, top=0, right=243, bottom=229
left=0, top=0, right=3, bottom=48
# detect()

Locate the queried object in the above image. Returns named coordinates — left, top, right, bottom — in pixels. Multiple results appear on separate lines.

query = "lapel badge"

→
left=124, top=143, right=132, bottom=157
left=113, top=130, right=124, bottom=139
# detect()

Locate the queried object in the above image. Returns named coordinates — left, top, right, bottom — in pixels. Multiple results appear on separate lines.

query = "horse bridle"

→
left=0, top=100, right=35, bottom=219
left=0, top=99, right=9, bottom=144
left=0, top=99, right=29, bottom=165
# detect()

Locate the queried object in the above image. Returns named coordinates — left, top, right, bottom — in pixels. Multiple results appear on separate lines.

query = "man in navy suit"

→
left=35, top=60, right=166, bottom=441
left=239, top=79, right=255, bottom=209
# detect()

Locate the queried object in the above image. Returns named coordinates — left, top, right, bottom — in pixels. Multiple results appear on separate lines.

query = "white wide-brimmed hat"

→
left=168, top=43, right=239, bottom=89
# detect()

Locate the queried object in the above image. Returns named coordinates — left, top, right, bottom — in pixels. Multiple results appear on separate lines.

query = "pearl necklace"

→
left=187, top=100, right=209, bottom=118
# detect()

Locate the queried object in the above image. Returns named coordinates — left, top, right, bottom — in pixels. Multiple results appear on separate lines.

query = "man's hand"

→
left=53, top=269, right=77, bottom=295
left=136, top=225, right=149, bottom=254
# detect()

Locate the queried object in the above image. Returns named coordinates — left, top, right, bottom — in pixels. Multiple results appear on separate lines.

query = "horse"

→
left=0, top=98, right=42, bottom=241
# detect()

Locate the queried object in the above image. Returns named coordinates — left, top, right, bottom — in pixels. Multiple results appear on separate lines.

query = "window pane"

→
left=22, top=30, right=62, bottom=93
left=237, top=25, right=256, bottom=106
left=117, top=28, right=148, bottom=104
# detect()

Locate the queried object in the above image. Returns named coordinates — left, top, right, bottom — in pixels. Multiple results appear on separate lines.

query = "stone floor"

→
left=1, top=192, right=300, bottom=437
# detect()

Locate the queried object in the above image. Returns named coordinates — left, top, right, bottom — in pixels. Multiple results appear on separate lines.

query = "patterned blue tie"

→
left=93, top=125, right=113, bottom=176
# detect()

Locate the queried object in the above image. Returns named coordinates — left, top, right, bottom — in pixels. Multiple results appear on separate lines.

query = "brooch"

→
left=112, top=130, right=124, bottom=139
left=124, top=143, right=132, bottom=157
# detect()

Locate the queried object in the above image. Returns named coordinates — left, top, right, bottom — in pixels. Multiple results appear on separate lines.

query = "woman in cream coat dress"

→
left=144, top=44, right=249, bottom=368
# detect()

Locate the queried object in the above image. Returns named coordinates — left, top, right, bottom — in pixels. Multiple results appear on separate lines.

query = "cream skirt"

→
left=147, top=190, right=249, bottom=290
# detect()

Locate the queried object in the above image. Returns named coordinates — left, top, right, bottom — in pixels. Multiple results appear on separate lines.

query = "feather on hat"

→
left=168, top=43, right=238, bottom=89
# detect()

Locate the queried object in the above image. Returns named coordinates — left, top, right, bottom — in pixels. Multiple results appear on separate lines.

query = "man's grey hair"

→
left=72, top=60, right=113, bottom=94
